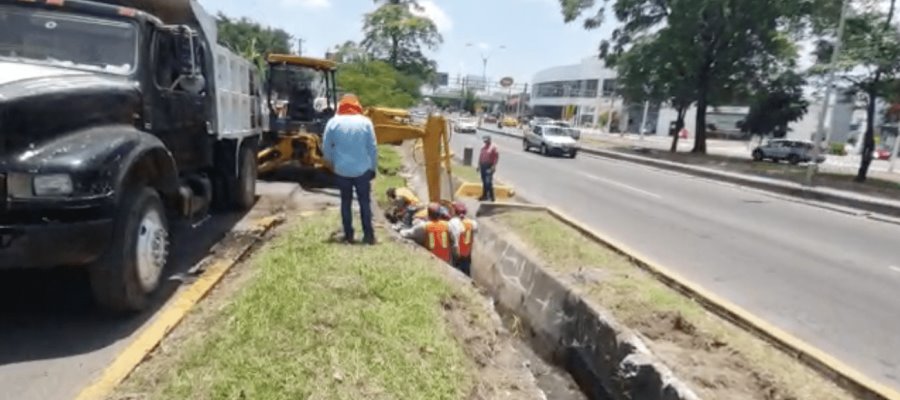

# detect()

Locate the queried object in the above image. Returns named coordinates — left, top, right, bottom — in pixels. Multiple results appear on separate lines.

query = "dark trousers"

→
left=479, top=164, right=495, bottom=201
left=335, top=172, right=374, bottom=241
left=455, top=256, right=472, bottom=276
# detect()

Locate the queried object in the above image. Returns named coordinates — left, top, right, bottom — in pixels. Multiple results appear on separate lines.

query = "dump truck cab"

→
left=0, top=0, right=262, bottom=312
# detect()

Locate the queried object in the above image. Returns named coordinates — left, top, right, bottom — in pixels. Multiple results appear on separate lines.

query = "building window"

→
left=534, top=79, right=601, bottom=99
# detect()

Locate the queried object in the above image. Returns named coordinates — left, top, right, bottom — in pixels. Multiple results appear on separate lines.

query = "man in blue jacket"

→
left=323, top=94, right=378, bottom=244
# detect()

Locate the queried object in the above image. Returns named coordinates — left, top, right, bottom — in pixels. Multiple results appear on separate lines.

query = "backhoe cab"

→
left=257, top=54, right=338, bottom=174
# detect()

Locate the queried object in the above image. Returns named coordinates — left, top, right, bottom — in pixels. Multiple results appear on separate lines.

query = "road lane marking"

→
left=578, top=171, right=663, bottom=199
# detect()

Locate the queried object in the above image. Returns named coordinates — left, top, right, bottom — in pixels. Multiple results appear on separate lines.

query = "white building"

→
left=530, top=57, right=864, bottom=141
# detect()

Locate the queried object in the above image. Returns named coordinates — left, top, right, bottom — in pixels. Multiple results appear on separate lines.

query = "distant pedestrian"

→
left=323, top=94, right=378, bottom=245
left=478, top=135, right=499, bottom=202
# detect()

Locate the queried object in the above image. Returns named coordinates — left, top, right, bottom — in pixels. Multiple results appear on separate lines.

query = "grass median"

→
left=374, top=144, right=405, bottom=208
left=492, top=209, right=854, bottom=400
left=115, top=212, right=508, bottom=400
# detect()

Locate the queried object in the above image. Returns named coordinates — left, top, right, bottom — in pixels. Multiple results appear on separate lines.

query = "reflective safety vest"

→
left=457, top=219, right=475, bottom=258
left=425, top=220, right=452, bottom=262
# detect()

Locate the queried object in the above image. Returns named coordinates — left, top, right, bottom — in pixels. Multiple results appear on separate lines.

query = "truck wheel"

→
left=90, top=187, right=169, bottom=313
left=231, top=143, right=258, bottom=211
left=788, top=154, right=801, bottom=165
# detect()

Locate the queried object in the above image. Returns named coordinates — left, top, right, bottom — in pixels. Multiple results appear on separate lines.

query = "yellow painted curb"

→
left=74, top=214, right=283, bottom=400
left=484, top=203, right=900, bottom=400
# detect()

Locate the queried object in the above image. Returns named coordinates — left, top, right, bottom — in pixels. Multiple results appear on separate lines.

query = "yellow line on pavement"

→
left=74, top=215, right=282, bottom=400
left=480, top=202, right=898, bottom=400
left=540, top=206, right=900, bottom=400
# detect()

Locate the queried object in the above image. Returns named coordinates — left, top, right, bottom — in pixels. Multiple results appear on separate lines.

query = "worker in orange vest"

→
left=449, top=201, right=478, bottom=275
left=400, top=203, right=455, bottom=263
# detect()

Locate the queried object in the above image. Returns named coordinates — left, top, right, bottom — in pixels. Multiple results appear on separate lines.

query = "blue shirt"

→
left=322, top=114, right=378, bottom=178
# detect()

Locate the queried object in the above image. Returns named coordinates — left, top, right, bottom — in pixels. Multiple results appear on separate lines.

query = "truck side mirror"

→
left=171, top=25, right=206, bottom=95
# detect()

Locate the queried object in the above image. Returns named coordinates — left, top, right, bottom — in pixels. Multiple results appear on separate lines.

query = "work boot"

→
left=363, top=236, right=377, bottom=245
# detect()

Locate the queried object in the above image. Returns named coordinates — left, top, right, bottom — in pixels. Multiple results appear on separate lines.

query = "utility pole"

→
left=639, top=100, right=650, bottom=140
left=806, top=0, right=849, bottom=186
left=297, top=38, right=304, bottom=56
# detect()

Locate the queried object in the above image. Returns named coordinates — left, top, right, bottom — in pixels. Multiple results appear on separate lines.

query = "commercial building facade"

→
left=529, top=57, right=865, bottom=142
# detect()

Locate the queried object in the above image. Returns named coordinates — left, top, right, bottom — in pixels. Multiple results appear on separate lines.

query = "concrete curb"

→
left=480, top=127, right=900, bottom=218
left=472, top=216, right=699, bottom=400
left=477, top=202, right=900, bottom=400
left=74, top=214, right=284, bottom=400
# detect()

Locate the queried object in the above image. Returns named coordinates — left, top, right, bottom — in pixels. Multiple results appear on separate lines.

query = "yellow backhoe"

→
left=256, top=54, right=513, bottom=204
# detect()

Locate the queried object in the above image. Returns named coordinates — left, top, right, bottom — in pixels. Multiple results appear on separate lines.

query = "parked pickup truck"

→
left=0, top=0, right=263, bottom=312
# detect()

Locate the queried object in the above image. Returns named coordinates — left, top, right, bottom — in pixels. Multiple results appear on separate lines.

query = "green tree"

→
left=816, top=0, right=900, bottom=182
left=613, top=34, right=697, bottom=152
left=562, top=0, right=805, bottom=154
left=362, top=0, right=442, bottom=79
left=337, top=59, right=418, bottom=108
left=216, top=13, right=293, bottom=81
left=741, top=71, right=809, bottom=139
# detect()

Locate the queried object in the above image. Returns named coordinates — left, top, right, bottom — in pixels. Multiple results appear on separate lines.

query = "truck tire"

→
left=90, top=187, right=169, bottom=313
left=214, top=141, right=258, bottom=212
left=230, top=142, right=258, bottom=211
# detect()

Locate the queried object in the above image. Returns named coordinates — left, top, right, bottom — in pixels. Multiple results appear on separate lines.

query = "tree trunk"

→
left=390, top=33, right=399, bottom=68
left=693, top=88, right=708, bottom=154
left=856, top=90, right=878, bottom=182
left=670, top=106, right=687, bottom=152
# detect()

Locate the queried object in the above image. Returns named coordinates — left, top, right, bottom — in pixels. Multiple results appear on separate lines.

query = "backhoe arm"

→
left=366, top=107, right=452, bottom=203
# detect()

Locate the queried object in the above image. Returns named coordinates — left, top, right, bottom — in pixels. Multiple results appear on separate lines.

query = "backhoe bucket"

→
left=454, top=182, right=516, bottom=201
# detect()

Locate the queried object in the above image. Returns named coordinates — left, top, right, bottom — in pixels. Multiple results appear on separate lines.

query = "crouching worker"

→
left=400, top=203, right=455, bottom=263
left=449, top=202, right=478, bottom=275
left=385, top=187, right=421, bottom=227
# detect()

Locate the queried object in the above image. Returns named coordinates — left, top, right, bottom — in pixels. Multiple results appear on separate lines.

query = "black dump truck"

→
left=0, top=0, right=263, bottom=312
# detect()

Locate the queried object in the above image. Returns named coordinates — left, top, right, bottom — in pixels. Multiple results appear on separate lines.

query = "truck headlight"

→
left=33, top=174, right=74, bottom=196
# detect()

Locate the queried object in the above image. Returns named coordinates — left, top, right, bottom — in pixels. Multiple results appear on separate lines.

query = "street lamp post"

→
left=466, top=43, right=506, bottom=93
left=806, top=0, right=849, bottom=186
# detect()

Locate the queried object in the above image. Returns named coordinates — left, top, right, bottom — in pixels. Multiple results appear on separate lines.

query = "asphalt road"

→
left=0, top=180, right=337, bottom=400
left=455, top=129, right=900, bottom=390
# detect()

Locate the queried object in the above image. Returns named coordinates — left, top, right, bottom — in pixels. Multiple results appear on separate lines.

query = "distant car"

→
left=548, top=120, right=572, bottom=128
left=752, top=139, right=825, bottom=165
left=454, top=119, right=478, bottom=134
left=498, top=116, right=518, bottom=128
left=528, top=117, right=552, bottom=127
left=523, top=125, right=580, bottom=158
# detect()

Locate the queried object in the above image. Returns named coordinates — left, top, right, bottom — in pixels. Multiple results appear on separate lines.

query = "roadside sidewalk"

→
left=480, top=126, right=900, bottom=218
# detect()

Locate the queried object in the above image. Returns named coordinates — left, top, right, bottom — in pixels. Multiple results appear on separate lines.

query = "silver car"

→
left=523, top=125, right=580, bottom=158
left=752, top=139, right=826, bottom=165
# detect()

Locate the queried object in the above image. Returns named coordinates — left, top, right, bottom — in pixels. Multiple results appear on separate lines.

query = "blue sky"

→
left=201, top=0, right=615, bottom=85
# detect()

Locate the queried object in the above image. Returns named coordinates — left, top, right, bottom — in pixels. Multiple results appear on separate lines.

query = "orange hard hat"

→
left=337, top=93, right=363, bottom=115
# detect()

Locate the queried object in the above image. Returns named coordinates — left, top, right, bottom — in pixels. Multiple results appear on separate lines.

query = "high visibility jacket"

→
left=395, top=187, right=420, bottom=207
left=457, top=218, right=475, bottom=258
left=425, top=220, right=452, bottom=262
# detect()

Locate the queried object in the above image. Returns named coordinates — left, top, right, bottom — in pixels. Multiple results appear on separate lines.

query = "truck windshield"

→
left=0, top=6, right=137, bottom=75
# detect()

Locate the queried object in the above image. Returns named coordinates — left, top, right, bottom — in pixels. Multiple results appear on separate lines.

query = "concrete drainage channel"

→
left=399, top=145, right=691, bottom=400
left=472, top=207, right=696, bottom=400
